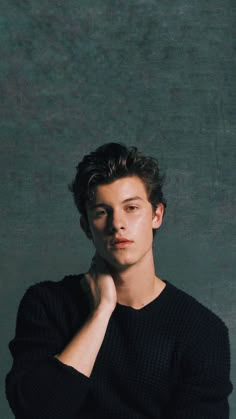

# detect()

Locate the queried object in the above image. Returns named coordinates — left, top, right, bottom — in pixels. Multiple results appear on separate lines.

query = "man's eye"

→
left=95, top=209, right=106, bottom=217
left=127, top=205, right=139, bottom=211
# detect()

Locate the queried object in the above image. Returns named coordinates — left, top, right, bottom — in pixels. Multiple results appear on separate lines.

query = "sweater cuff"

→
left=19, top=356, right=90, bottom=418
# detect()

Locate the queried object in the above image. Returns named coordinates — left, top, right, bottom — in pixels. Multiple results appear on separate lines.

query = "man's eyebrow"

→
left=88, top=197, right=144, bottom=209
left=122, top=197, right=144, bottom=204
left=88, top=203, right=107, bottom=209
left=88, top=203, right=107, bottom=210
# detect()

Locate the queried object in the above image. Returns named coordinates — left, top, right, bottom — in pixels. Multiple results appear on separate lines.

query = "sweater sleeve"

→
left=166, top=314, right=233, bottom=419
left=6, top=283, right=90, bottom=419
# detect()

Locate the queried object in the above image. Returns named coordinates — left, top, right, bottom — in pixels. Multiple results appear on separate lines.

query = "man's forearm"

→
left=55, top=304, right=113, bottom=377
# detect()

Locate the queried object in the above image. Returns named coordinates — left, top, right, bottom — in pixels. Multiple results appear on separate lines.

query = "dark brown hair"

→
left=69, top=143, right=167, bottom=219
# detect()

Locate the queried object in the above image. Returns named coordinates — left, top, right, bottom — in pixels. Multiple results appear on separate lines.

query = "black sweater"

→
left=6, top=275, right=232, bottom=419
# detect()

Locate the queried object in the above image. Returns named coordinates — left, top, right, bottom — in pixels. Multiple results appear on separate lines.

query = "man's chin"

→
left=106, top=257, right=135, bottom=273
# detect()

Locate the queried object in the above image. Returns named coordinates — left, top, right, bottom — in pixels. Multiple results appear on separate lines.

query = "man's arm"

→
left=6, top=255, right=117, bottom=419
left=166, top=316, right=233, bottom=419
left=55, top=255, right=117, bottom=376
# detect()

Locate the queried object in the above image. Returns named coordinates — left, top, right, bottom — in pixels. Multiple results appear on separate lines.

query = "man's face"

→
left=83, top=176, right=164, bottom=271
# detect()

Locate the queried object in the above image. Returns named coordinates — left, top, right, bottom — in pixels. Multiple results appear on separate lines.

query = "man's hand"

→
left=83, top=253, right=117, bottom=314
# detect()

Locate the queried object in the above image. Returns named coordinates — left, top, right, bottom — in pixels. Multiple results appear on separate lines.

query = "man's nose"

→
left=108, top=210, right=125, bottom=232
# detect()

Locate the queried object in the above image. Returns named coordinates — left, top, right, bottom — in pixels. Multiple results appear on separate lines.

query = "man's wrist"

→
left=94, top=303, right=115, bottom=317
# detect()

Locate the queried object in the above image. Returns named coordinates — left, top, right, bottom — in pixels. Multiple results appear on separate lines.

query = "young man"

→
left=6, top=143, right=232, bottom=418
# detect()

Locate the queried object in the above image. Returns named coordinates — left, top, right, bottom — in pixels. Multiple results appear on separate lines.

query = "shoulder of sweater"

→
left=165, top=281, right=229, bottom=334
left=161, top=283, right=230, bottom=362
left=27, top=274, right=82, bottom=291
left=19, top=274, right=84, bottom=307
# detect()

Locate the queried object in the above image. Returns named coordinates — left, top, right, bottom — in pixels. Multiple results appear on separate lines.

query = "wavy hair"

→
left=69, top=143, right=167, bottom=220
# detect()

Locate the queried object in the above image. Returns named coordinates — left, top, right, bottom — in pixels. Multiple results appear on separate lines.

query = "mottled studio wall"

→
left=1, top=1, right=235, bottom=417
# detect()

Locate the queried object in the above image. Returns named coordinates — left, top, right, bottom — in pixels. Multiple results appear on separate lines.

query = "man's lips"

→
left=109, top=238, right=133, bottom=248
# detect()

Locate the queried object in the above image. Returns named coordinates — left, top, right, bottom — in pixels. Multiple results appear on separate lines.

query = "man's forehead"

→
left=86, top=177, right=149, bottom=209
left=98, top=176, right=145, bottom=193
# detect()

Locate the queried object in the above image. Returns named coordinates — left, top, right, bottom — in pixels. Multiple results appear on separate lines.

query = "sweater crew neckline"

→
left=115, top=280, right=172, bottom=315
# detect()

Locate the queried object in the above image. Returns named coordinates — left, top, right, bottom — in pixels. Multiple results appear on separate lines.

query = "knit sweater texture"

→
left=6, top=275, right=232, bottom=419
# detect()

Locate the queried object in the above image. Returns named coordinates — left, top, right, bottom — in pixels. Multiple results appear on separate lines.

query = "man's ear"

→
left=152, top=203, right=164, bottom=230
left=80, top=216, right=93, bottom=240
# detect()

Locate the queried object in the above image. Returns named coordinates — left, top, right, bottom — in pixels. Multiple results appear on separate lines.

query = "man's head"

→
left=69, top=142, right=167, bottom=222
left=69, top=143, right=167, bottom=270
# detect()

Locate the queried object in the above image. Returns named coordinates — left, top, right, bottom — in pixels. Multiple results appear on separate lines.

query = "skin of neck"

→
left=108, top=249, right=165, bottom=309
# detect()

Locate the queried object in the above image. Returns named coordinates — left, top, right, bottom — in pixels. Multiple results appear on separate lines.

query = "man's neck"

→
left=110, top=256, right=165, bottom=310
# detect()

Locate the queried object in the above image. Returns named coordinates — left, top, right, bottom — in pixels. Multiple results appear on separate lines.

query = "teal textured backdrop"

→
left=1, top=1, right=235, bottom=417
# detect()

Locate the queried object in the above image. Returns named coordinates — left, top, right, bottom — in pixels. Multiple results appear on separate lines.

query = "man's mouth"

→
left=109, top=238, right=133, bottom=249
